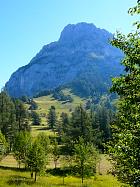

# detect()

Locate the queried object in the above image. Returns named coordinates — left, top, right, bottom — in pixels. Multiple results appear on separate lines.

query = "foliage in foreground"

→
left=108, top=1, right=140, bottom=186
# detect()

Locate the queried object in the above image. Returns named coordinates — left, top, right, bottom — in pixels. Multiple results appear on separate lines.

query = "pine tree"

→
left=47, top=106, right=57, bottom=131
left=70, top=106, right=93, bottom=143
left=31, top=111, right=41, bottom=125
left=96, top=105, right=111, bottom=142
left=62, top=106, right=94, bottom=155
left=0, top=91, right=17, bottom=150
left=60, top=112, right=70, bottom=133
left=14, top=99, right=30, bottom=132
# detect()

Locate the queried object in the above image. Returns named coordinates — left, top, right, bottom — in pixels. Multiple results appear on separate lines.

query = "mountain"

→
left=5, top=22, right=123, bottom=98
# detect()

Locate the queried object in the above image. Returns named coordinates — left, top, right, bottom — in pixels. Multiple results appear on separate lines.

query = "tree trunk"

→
left=82, top=176, right=84, bottom=184
left=19, top=162, right=21, bottom=169
left=81, top=165, right=84, bottom=184
left=31, top=172, right=33, bottom=178
left=63, top=176, right=65, bottom=185
left=35, top=172, right=37, bottom=182
left=54, top=160, right=57, bottom=169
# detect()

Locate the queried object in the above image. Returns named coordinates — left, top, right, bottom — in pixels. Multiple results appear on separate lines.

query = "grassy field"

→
left=31, top=125, right=56, bottom=138
left=0, top=167, right=128, bottom=187
left=34, top=89, right=86, bottom=124
left=0, top=153, right=129, bottom=187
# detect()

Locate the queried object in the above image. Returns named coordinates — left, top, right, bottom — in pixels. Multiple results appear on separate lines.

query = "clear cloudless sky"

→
left=0, top=0, right=138, bottom=89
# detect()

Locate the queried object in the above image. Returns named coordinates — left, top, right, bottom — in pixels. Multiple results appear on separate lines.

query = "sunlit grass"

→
left=0, top=154, right=22, bottom=168
left=31, top=125, right=55, bottom=138
left=0, top=154, right=129, bottom=187
left=0, top=168, right=129, bottom=187
left=34, top=89, right=86, bottom=118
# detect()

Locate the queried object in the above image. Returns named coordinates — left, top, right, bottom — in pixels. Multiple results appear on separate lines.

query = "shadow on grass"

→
left=36, top=126, right=50, bottom=131
left=46, top=169, right=91, bottom=187
left=7, top=175, right=35, bottom=186
left=0, top=165, right=27, bottom=172
left=48, top=184, right=90, bottom=187
left=46, top=168, right=72, bottom=176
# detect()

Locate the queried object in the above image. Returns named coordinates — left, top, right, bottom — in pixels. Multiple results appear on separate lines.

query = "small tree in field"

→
left=37, top=133, right=50, bottom=155
left=13, top=131, right=31, bottom=168
left=51, top=138, right=60, bottom=169
left=74, top=137, right=98, bottom=184
left=27, top=138, right=47, bottom=181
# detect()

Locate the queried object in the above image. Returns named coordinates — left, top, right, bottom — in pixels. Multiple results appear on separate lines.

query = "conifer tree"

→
left=47, top=106, right=57, bottom=131
left=62, top=106, right=94, bottom=155
left=14, top=99, right=30, bottom=132
left=0, top=91, right=16, bottom=150
left=31, top=111, right=41, bottom=126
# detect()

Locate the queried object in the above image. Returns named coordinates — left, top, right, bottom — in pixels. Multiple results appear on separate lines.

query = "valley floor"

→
left=0, top=153, right=129, bottom=187
left=0, top=167, right=127, bottom=187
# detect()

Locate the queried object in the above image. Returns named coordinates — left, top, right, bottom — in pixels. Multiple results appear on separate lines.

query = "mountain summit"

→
left=5, top=23, right=123, bottom=98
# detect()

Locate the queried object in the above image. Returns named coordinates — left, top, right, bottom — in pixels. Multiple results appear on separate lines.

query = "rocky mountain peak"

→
left=59, top=22, right=112, bottom=43
left=5, top=22, right=123, bottom=98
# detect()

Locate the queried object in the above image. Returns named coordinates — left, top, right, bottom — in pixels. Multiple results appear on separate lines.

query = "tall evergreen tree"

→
left=47, top=106, right=57, bottom=131
left=31, top=111, right=41, bottom=126
left=90, top=109, right=103, bottom=150
left=60, top=112, right=70, bottom=133
left=0, top=91, right=16, bottom=150
left=70, top=106, right=93, bottom=143
left=62, top=106, right=94, bottom=155
left=56, top=112, right=70, bottom=138
left=96, top=105, right=111, bottom=142
left=14, top=99, right=30, bottom=132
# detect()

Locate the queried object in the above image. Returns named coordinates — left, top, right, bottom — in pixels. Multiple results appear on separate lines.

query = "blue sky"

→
left=0, top=0, right=137, bottom=89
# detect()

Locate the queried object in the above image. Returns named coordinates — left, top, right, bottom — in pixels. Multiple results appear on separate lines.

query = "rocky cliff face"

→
left=5, top=22, right=123, bottom=97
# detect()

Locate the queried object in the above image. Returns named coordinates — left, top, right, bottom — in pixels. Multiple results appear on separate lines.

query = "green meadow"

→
left=0, top=125, right=129, bottom=187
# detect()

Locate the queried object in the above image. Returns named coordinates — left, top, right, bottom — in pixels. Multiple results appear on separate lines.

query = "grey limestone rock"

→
left=5, top=22, right=123, bottom=97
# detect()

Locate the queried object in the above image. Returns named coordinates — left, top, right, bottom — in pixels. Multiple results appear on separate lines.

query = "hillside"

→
left=5, top=22, right=123, bottom=98
left=33, top=89, right=86, bottom=124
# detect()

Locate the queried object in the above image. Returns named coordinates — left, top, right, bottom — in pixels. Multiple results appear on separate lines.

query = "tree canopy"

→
left=108, top=1, right=140, bottom=186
